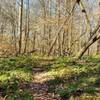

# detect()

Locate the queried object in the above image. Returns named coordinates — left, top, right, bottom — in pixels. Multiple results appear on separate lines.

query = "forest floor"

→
left=0, top=54, right=100, bottom=100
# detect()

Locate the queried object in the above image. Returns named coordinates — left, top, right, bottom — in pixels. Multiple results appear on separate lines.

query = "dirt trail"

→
left=31, top=59, right=60, bottom=100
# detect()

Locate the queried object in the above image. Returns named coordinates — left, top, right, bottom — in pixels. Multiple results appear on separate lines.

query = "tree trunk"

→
left=75, top=34, right=100, bottom=59
left=24, top=0, right=30, bottom=53
left=97, top=39, right=100, bottom=54
left=19, top=0, right=23, bottom=54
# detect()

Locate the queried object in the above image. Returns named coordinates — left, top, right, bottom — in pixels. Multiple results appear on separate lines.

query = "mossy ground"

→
left=0, top=55, right=100, bottom=100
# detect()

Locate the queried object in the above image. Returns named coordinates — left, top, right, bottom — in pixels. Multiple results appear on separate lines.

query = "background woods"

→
left=0, top=0, right=100, bottom=58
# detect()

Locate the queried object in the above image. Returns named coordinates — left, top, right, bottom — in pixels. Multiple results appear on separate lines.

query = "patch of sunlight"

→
left=79, top=93, right=100, bottom=100
left=55, top=67, right=75, bottom=77
left=80, top=75, right=97, bottom=82
left=88, top=77, right=97, bottom=83
left=0, top=70, right=33, bottom=82
left=73, top=67, right=88, bottom=74
left=95, top=54, right=100, bottom=58
left=35, top=67, right=75, bottom=82
left=0, top=74, right=11, bottom=81
left=80, top=83, right=88, bottom=87
left=9, top=70, right=33, bottom=81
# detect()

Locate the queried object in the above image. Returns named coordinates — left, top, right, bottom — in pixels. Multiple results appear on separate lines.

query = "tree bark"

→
left=75, top=23, right=100, bottom=59
left=24, top=0, right=30, bottom=53
left=19, top=0, right=23, bottom=53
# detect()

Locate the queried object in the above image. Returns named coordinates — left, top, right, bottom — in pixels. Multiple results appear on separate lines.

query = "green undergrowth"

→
left=0, top=55, right=39, bottom=82
left=0, top=55, right=100, bottom=99
left=41, top=56, right=100, bottom=99
left=0, top=77, right=34, bottom=100
left=0, top=55, right=38, bottom=99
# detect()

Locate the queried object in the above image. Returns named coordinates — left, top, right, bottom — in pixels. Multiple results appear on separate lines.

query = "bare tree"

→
left=19, top=0, right=23, bottom=53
